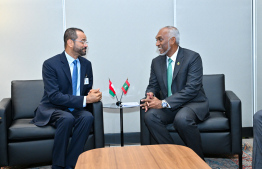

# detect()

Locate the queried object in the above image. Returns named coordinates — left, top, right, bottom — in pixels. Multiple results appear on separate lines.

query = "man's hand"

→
left=146, top=92, right=154, bottom=99
left=86, top=88, right=102, bottom=103
left=140, top=92, right=153, bottom=112
left=140, top=92, right=162, bottom=112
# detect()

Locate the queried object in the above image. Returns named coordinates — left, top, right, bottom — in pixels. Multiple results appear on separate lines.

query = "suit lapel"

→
left=160, top=55, right=168, bottom=92
left=172, top=47, right=184, bottom=80
left=60, top=52, right=72, bottom=85
left=79, top=56, right=86, bottom=95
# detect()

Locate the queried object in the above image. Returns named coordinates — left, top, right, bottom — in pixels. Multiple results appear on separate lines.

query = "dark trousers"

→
left=253, top=110, right=262, bottom=169
left=49, top=109, right=94, bottom=168
left=144, top=107, right=204, bottom=159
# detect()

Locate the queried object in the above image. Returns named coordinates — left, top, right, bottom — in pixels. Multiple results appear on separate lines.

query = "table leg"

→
left=120, top=106, right=124, bottom=146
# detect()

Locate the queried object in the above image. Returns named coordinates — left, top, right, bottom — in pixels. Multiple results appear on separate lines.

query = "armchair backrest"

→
left=11, top=80, right=44, bottom=120
left=203, top=74, right=225, bottom=112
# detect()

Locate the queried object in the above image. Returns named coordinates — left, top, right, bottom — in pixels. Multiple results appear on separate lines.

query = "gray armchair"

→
left=0, top=80, right=104, bottom=167
left=140, top=74, right=242, bottom=168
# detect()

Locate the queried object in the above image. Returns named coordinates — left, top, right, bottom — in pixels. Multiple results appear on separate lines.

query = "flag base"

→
left=116, top=101, right=122, bottom=106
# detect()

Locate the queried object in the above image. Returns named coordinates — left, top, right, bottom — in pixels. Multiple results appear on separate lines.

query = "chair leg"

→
left=238, top=152, right=242, bottom=169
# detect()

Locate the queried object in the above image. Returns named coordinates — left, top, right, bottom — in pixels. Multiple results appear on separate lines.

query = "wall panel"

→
left=176, top=0, right=252, bottom=127
left=256, top=0, right=262, bottom=112
left=0, top=0, right=64, bottom=99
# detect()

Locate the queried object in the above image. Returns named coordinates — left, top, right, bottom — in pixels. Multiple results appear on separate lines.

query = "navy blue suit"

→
left=253, top=110, right=262, bottom=169
left=144, top=47, right=209, bottom=159
left=33, top=51, right=94, bottom=168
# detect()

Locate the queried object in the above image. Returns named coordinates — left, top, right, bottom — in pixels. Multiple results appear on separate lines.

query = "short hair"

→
left=164, top=26, right=180, bottom=45
left=64, top=27, right=84, bottom=48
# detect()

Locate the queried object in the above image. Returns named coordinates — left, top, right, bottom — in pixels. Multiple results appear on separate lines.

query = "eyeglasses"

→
left=72, top=39, right=88, bottom=45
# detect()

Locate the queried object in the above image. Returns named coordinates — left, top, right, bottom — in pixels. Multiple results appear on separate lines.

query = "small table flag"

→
left=121, top=79, right=130, bottom=94
left=109, top=79, right=116, bottom=97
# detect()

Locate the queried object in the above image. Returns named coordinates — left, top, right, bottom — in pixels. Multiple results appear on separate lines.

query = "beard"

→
left=159, top=41, right=171, bottom=56
left=73, top=46, right=87, bottom=56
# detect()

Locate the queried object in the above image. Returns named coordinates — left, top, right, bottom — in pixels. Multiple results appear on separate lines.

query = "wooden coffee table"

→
left=75, top=144, right=211, bottom=169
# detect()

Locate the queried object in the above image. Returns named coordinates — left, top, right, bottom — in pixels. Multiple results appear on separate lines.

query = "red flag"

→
left=109, top=79, right=116, bottom=97
left=121, top=79, right=130, bottom=94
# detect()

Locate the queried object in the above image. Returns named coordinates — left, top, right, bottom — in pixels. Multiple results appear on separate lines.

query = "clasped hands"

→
left=86, top=89, right=102, bottom=103
left=140, top=92, right=162, bottom=112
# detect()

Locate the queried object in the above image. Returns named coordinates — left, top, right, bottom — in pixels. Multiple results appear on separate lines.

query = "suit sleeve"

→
left=165, top=53, right=204, bottom=110
left=42, top=60, right=84, bottom=108
left=146, top=59, right=161, bottom=97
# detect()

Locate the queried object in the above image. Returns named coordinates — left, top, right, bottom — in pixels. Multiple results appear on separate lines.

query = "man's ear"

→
left=67, top=39, right=74, bottom=48
left=170, top=37, right=176, bottom=45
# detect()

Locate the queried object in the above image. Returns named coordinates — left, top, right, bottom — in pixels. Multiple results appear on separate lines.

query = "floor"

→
left=244, top=138, right=253, bottom=146
left=1, top=138, right=253, bottom=169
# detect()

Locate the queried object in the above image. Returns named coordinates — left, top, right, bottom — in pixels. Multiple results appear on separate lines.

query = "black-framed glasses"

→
left=72, top=39, right=88, bottom=45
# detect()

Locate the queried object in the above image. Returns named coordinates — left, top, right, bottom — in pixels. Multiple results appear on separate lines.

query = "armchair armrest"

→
left=92, top=101, right=104, bottom=148
left=0, top=98, right=12, bottom=166
left=225, top=90, right=242, bottom=154
left=140, top=98, right=151, bottom=145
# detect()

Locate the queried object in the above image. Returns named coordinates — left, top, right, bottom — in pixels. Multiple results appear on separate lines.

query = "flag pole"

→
left=116, top=94, right=119, bottom=102
left=120, top=91, right=124, bottom=102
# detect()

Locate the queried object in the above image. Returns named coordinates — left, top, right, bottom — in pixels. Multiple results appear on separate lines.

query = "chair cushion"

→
left=9, top=119, right=55, bottom=141
left=12, top=80, right=44, bottom=120
left=166, top=111, right=229, bottom=132
left=198, top=111, right=229, bottom=131
left=203, top=74, right=225, bottom=111
left=9, top=119, right=94, bottom=141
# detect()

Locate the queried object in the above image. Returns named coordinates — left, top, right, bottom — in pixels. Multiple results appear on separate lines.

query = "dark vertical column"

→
left=120, top=106, right=124, bottom=146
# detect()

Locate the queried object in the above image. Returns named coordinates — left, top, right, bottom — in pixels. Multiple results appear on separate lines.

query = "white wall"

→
left=0, top=0, right=256, bottom=133
left=256, top=0, right=262, bottom=112
left=0, top=0, right=64, bottom=99
left=176, top=0, right=252, bottom=127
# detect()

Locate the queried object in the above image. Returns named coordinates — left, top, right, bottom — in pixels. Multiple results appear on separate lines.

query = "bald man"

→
left=141, top=26, right=209, bottom=160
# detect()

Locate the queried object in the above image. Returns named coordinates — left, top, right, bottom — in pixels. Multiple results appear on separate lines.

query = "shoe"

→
left=52, top=164, right=64, bottom=169
left=65, top=167, right=74, bottom=169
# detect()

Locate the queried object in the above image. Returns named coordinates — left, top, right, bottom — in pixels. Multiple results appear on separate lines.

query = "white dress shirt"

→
left=65, top=52, right=86, bottom=107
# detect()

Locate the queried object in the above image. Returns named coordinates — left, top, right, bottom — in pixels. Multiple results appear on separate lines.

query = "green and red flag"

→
left=109, top=79, right=116, bottom=97
left=121, top=79, right=130, bottom=94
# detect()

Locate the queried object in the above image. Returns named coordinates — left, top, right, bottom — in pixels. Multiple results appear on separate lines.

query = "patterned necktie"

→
left=167, top=58, right=173, bottom=97
left=69, top=60, right=78, bottom=112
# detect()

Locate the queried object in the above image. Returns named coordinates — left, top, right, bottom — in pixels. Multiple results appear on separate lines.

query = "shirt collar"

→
left=166, top=46, right=179, bottom=62
left=65, top=51, right=79, bottom=65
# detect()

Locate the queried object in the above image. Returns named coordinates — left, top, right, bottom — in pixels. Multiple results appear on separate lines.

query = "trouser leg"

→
left=174, top=107, right=204, bottom=160
left=49, top=110, right=75, bottom=168
left=253, top=110, right=262, bottom=169
left=65, top=110, right=94, bottom=168
left=144, top=108, right=177, bottom=144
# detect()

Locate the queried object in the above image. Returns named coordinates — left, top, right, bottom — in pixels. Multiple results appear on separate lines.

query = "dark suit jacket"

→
left=33, top=51, right=93, bottom=126
left=146, top=47, right=209, bottom=121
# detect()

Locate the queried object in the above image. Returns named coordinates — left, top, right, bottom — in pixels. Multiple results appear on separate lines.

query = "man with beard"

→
left=33, top=27, right=102, bottom=169
left=140, top=26, right=209, bottom=160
